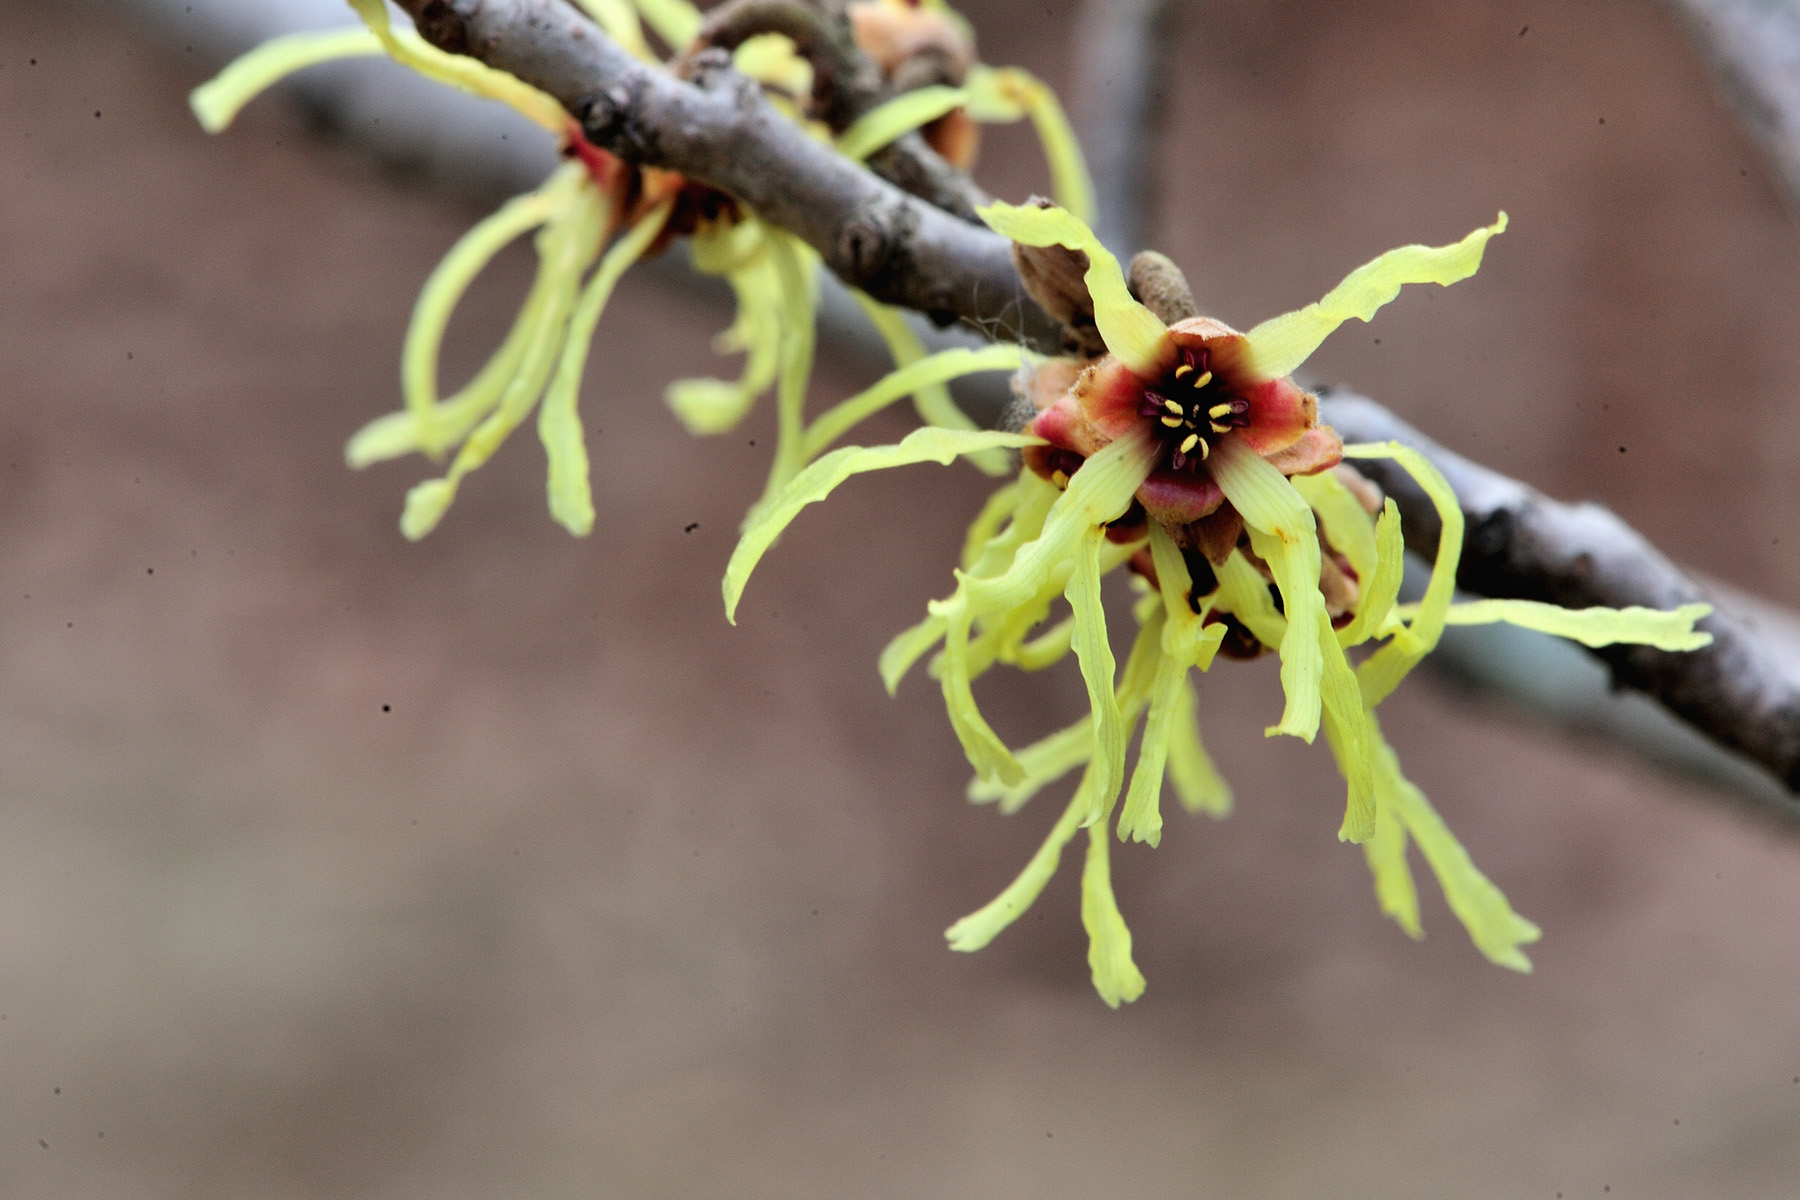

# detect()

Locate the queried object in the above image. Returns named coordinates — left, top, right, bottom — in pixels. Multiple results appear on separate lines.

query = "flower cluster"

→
left=725, top=201, right=1712, bottom=1005
left=192, top=0, right=1087, bottom=532
left=195, top=2, right=1714, bottom=1007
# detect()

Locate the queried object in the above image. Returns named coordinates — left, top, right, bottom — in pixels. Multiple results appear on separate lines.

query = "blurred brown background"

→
left=3, top=0, right=1799, bottom=1196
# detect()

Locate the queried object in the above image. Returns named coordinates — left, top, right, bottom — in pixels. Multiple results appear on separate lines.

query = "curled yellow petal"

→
left=1370, top=715, right=1541, bottom=971
left=1010, top=616, right=1075, bottom=670
left=1315, top=608, right=1375, bottom=843
left=668, top=246, right=783, bottom=436
left=400, top=168, right=574, bottom=452
left=1066, top=527, right=1125, bottom=825
left=1243, top=214, right=1507, bottom=380
left=879, top=613, right=949, bottom=695
left=1165, top=675, right=1232, bottom=818
left=962, top=65, right=1095, bottom=222
left=976, top=201, right=1167, bottom=376
left=538, top=200, right=672, bottom=536
left=1291, top=469, right=1378, bottom=584
left=837, top=86, right=971, bottom=161
left=398, top=177, right=609, bottom=539
left=803, top=345, right=1028, bottom=459
left=723, top=427, right=1043, bottom=623
left=347, top=240, right=565, bottom=469
left=1347, top=442, right=1464, bottom=706
left=1357, top=774, right=1421, bottom=939
left=946, top=774, right=1092, bottom=952
left=939, top=610, right=1025, bottom=785
left=190, top=27, right=383, bottom=133
left=1336, top=498, right=1405, bottom=648
left=1116, top=525, right=1207, bottom=845
left=347, top=0, right=564, bottom=131
left=756, top=231, right=820, bottom=504
left=1080, top=823, right=1146, bottom=1007
left=968, top=608, right=1164, bottom=814
left=1211, top=437, right=1324, bottom=741
left=851, top=292, right=1009, bottom=477
left=956, top=426, right=1156, bottom=616
left=959, top=476, right=1026, bottom=569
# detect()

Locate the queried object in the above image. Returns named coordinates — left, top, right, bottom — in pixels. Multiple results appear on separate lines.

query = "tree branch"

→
left=392, top=0, right=1800, bottom=810
left=400, top=0, right=1044, bottom=342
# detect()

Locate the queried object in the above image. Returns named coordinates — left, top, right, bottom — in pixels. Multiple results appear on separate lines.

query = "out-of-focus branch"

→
left=1322, top=390, right=1800, bottom=814
left=1070, top=0, right=1172, bottom=254
left=1668, top=0, right=1800, bottom=210
left=396, top=0, right=1059, bottom=348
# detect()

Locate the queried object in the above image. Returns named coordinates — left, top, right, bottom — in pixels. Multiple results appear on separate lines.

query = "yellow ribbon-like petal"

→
left=962, top=65, right=1095, bottom=222
left=946, top=770, right=1093, bottom=952
left=538, top=200, right=674, bottom=536
left=723, top=427, right=1044, bottom=623
left=399, top=174, right=610, bottom=540
left=1066, top=527, right=1125, bottom=824
left=1210, top=437, right=1324, bottom=741
left=1165, top=675, right=1233, bottom=818
left=190, top=27, right=383, bottom=132
left=1410, top=599, right=1715, bottom=650
left=1243, top=214, right=1507, bottom=380
left=397, top=167, right=576, bottom=452
left=803, top=344, right=1028, bottom=459
left=1370, top=715, right=1541, bottom=971
left=1291, top=469, right=1378, bottom=584
left=837, top=86, right=971, bottom=161
left=976, top=201, right=1167, bottom=377
left=346, top=0, right=564, bottom=131
left=1335, top=498, right=1405, bottom=648
left=850, top=292, right=1010, bottom=477
left=1348, top=442, right=1465, bottom=706
left=967, top=609, right=1164, bottom=813
left=1080, top=822, right=1147, bottom=1007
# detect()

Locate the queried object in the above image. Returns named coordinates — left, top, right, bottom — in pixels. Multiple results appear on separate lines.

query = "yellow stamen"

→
left=1161, top=416, right=1184, bottom=428
left=1208, top=402, right=1233, bottom=419
left=1162, top=399, right=1183, bottom=415
left=1210, top=421, right=1232, bottom=434
left=1197, top=439, right=1210, bottom=460
left=1179, top=433, right=1200, bottom=455
left=1173, top=363, right=1193, bottom=379
left=1193, top=370, right=1213, bottom=388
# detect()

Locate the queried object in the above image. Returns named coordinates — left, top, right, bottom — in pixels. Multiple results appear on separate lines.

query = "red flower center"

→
left=1135, top=346, right=1251, bottom=472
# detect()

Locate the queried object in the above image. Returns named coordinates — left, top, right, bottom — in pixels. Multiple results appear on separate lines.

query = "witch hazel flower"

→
left=191, top=0, right=1714, bottom=1009
left=727, top=202, right=1712, bottom=1006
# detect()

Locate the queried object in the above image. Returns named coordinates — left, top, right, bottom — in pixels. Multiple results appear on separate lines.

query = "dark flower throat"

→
left=1136, top=346, right=1250, bottom=472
